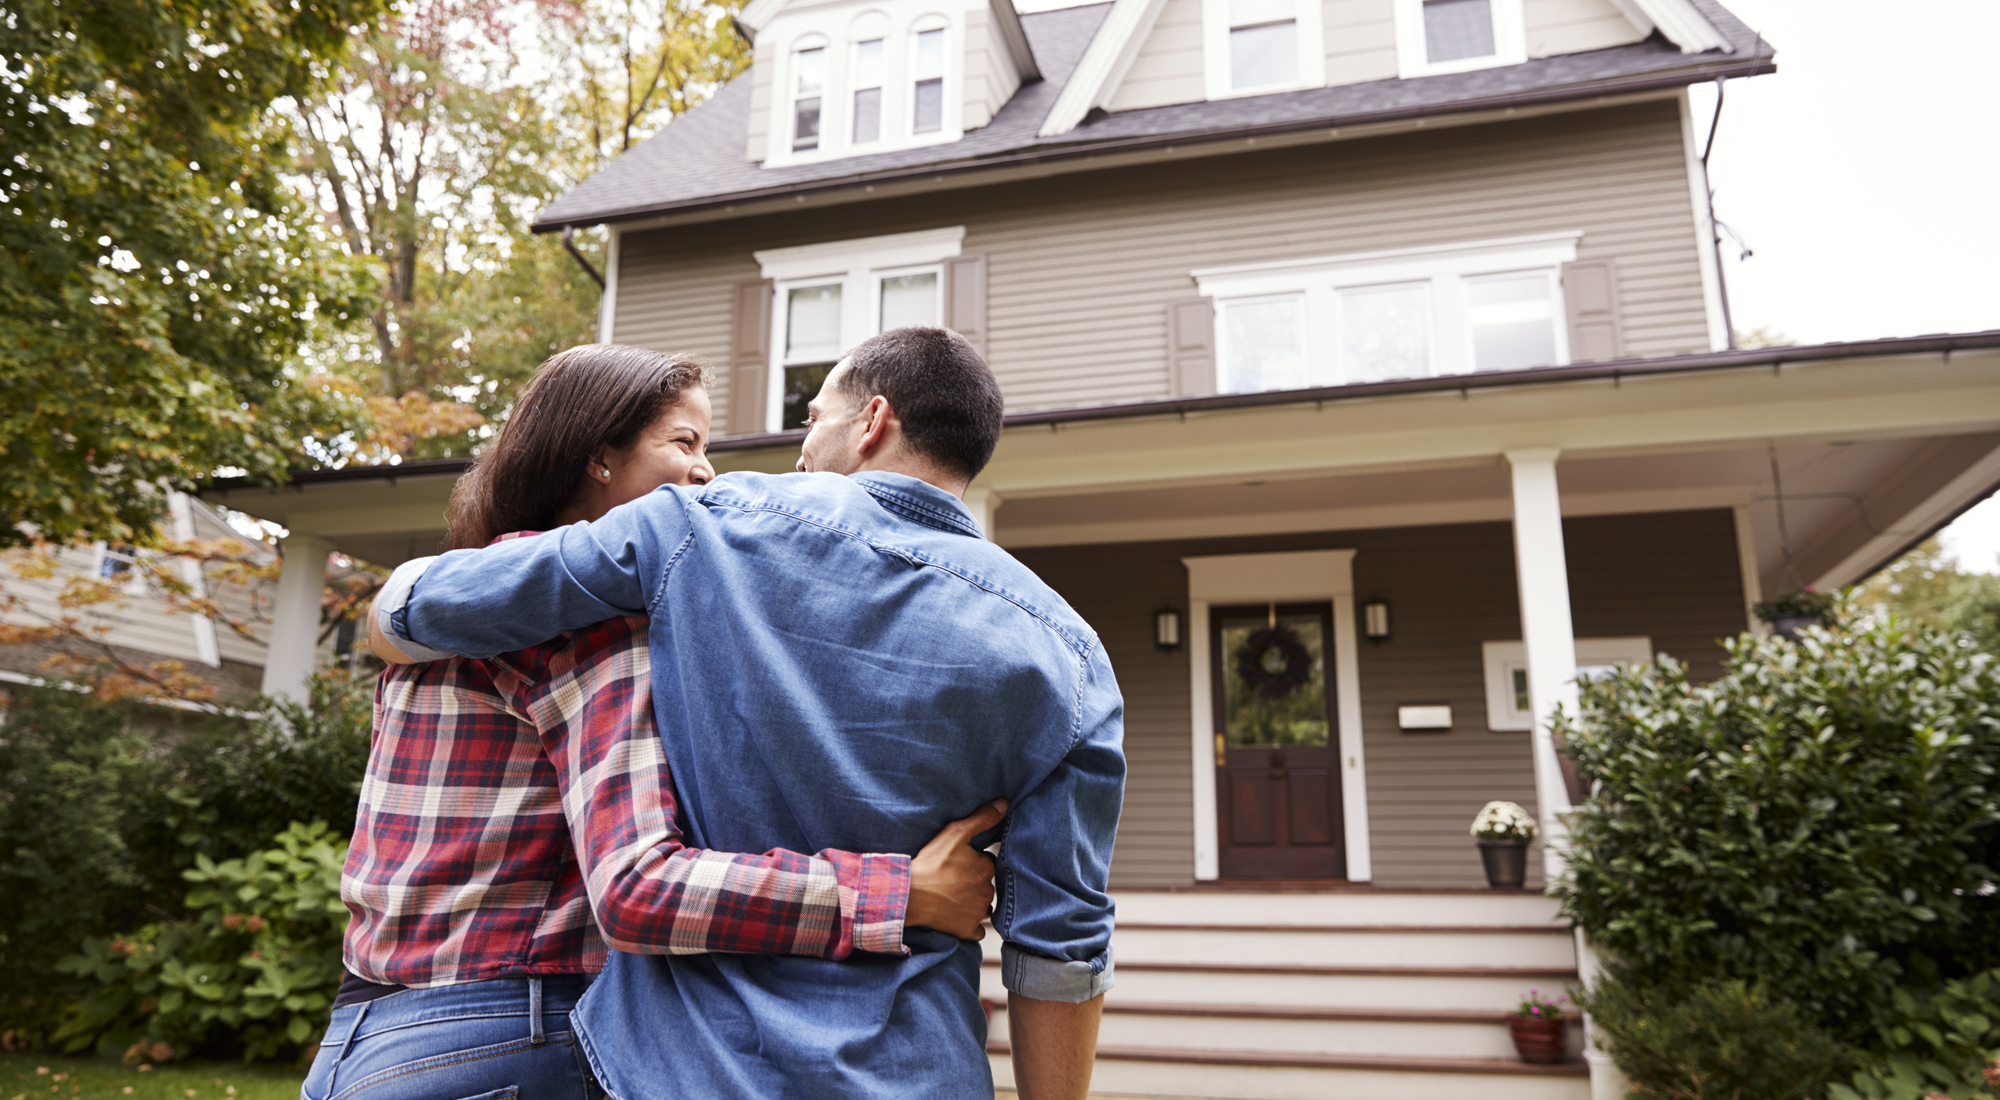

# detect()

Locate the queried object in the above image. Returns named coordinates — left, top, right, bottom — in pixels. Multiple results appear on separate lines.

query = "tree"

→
left=0, top=0, right=385, bottom=548
left=1853, top=536, right=2000, bottom=652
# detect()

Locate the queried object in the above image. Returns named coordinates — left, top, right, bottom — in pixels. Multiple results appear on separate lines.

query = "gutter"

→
left=531, top=55, right=1776, bottom=234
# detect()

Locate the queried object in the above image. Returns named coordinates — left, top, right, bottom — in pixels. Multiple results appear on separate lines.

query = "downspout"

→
left=1700, top=76, right=1736, bottom=350
left=562, top=224, right=605, bottom=289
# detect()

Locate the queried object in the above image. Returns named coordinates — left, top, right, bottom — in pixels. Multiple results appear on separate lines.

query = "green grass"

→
left=0, top=1054, right=304, bottom=1100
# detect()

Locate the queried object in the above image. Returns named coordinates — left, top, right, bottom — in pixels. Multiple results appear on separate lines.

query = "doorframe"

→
left=1184, top=550, right=1370, bottom=882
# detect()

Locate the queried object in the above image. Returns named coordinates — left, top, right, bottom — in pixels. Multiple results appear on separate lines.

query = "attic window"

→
left=1423, top=0, right=1495, bottom=63
left=1395, top=0, right=1523, bottom=77
left=851, top=38, right=884, bottom=144
left=791, top=46, right=825, bottom=152
left=1229, top=0, right=1298, bottom=91
left=911, top=28, right=945, bottom=134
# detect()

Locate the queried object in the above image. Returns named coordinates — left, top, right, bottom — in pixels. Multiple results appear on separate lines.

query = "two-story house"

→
left=204, top=0, right=2000, bottom=1093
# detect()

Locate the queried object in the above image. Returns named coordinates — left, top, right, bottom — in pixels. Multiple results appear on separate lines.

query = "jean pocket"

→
left=454, top=1091, right=518, bottom=1100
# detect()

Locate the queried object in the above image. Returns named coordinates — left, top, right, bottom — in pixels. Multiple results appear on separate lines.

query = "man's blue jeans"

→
left=301, top=976, right=599, bottom=1100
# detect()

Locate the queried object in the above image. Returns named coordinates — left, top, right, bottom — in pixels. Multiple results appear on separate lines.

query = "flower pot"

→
left=1509, top=1014, right=1567, bottom=1064
left=1770, top=612, right=1822, bottom=639
left=1478, top=840, right=1528, bottom=889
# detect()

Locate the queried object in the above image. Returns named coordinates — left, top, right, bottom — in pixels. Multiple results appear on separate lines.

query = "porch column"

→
left=1504, top=448, right=1577, bottom=877
left=963, top=488, right=1002, bottom=542
left=260, top=534, right=333, bottom=706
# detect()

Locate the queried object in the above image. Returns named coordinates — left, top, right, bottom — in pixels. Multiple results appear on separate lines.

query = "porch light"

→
left=1154, top=608, right=1183, bottom=651
left=1363, top=599, right=1391, bottom=641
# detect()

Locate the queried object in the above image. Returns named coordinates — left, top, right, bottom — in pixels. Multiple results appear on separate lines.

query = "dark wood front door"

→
left=1213, top=602, right=1345, bottom=879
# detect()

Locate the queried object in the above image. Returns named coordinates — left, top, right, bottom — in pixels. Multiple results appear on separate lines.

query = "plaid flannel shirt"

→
left=342, top=545, right=910, bottom=987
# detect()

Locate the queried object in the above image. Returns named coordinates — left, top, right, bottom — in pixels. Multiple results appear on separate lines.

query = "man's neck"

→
left=852, top=459, right=969, bottom=499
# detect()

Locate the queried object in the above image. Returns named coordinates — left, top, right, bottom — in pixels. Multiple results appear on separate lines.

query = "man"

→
left=371, top=328, right=1123, bottom=1099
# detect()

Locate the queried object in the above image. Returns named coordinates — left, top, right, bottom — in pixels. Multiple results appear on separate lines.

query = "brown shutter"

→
left=942, top=254, right=988, bottom=356
left=1562, top=260, right=1624, bottom=364
left=1166, top=296, right=1216, bottom=396
left=727, top=278, right=773, bottom=436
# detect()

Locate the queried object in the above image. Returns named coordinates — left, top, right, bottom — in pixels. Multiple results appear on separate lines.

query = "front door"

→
left=1213, top=602, right=1346, bottom=879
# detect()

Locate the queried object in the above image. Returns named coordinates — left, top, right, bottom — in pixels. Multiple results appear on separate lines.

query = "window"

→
left=791, top=46, right=825, bottom=152
left=851, top=38, right=884, bottom=144
left=1193, top=232, right=1580, bottom=393
left=1205, top=0, right=1322, bottom=99
left=96, top=542, right=145, bottom=594
left=1482, top=638, right=1652, bottom=731
left=911, top=28, right=945, bottom=134
left=755, top=228, right=965, bottom=432
left=1393, top=0, right=1523, bottom=78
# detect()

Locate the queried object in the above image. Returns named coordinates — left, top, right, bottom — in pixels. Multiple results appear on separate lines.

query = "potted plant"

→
left=1754, top=587, right=1837, bottom=639
left=1470, top=801, right=1535, bottom=889
left=1508, top=989, right=1569, bottom=1064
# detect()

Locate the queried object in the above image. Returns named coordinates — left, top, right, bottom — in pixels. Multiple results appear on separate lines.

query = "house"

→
left=201, top=0, right=2000, bottom=1093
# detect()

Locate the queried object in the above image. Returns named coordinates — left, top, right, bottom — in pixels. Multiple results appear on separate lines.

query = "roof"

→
left=534, top=0, right=1773, bottom=231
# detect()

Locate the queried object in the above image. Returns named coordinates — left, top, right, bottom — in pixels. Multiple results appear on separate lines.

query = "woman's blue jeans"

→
left=301, top=976, right=600, bottom=1100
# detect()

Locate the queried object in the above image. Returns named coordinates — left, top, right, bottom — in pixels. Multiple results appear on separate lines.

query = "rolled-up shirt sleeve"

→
left=992, top=643, right=1126, bottom=1003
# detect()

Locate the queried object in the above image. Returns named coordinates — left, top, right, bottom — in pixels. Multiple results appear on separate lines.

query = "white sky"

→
left=1686, top=0, right=2000, bottom=571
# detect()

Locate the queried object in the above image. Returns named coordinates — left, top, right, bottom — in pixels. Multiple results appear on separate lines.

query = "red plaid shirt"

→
left=342, top=543, right=910, bottom=986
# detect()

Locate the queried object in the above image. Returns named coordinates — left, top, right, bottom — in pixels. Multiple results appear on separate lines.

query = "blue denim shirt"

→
left=377, top=471, right=1124, bottom=1099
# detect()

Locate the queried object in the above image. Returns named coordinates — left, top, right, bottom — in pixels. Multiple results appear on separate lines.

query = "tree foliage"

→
left=0, top=0, right=385, bottom=547
left=1854, top=537, right=2000, bottom=655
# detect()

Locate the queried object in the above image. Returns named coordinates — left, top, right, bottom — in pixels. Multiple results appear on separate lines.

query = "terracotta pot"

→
left=1509, top=1013, right=1567, bottom=1064
left=1478, top=840, right=1528, bottom=889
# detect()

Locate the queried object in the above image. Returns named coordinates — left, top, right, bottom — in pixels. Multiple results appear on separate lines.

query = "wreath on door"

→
left=1234, top=625, right=1314, bottom=699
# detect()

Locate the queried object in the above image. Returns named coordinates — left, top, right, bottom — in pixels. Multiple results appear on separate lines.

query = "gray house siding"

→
left=1013, top=507, right=1747, bottom=890
left=613, top=98, right=1712, bottom=431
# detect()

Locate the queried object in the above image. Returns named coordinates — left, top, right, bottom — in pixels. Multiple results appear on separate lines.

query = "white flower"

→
left=1471, top=800, right=1536, bottom=842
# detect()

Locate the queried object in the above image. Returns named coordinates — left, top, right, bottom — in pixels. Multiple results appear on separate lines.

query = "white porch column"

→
left=963, top=488, right=1003, bottom=541
left=260, top=534, right=333, bottom=706
left=1505, top=448, right=1577, bottom=876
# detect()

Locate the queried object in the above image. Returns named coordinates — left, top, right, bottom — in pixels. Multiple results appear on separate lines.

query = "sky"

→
left=1683, top=0, right=2000, bottom=571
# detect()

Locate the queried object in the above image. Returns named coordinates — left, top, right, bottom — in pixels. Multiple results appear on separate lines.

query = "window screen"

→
left=1423, top=0, right=1495, bottom=63
left=791, top=47, right=825, bottom=151
left=1467, top=271, right=1557, bottom=371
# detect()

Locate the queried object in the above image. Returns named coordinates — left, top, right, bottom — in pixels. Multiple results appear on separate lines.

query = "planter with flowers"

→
left=1509, top=989, right=1569, bottom=1064
left=1754, top=587, right=1837, bottom=639
left=1470, top=800, right=1535, bottom=890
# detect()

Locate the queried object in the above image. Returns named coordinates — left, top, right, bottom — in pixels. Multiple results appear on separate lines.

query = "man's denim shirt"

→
left=378, top=470, right=1124, bottom=1099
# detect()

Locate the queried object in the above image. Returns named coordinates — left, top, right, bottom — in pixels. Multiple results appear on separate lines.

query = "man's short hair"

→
left=839, top=327, right=1005, bottom=481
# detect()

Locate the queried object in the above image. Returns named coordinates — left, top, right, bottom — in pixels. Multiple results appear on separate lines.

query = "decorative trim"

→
left=1200, top=0, right=1326, bottom=102
left=1731, top=503, right=1765, bottom=636
left=1811, top=442, right=2000, bottom=591
left=1677, top=89, right=1729, bottom=352
left=755, top=226, right=966, bottom=280
left=1183, top=550, right=1369, bottom=882
left=1038, top=0, right=1174, bottom=137
left=598, top=225, right=622, bottom=344
left=987, top=0, right=1042, bottom=82
left=1628, top=0, right=1728, bottom=54
left=1191, top=231, right=1584, bottom=283
left=1393, top=0, right=1527, bottom=81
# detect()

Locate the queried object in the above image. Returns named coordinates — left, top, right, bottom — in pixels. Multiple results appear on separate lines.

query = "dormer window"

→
left=851, top=38, right=884, bottom=143
left=911, top=27, right=945, bottom=133
left=791, top=45, right=826, bottom=152
left=1203, top=0, right=1321, bottom=100
left=1394, top=0, right=1524, bottom=78
left=1422, top=0, right=1494, bottom=64
left=760, top=8, right=965, bottom=167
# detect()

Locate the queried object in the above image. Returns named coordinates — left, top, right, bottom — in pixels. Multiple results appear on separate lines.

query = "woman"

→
left=305, top=345, right=1001, bottom=1100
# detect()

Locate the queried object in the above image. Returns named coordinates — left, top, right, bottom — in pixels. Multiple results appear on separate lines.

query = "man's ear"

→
left=854, top=395, right=896, bottom=461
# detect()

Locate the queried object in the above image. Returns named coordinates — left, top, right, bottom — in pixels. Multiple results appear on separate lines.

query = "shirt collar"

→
left=851, top=471, right=983, bottom=539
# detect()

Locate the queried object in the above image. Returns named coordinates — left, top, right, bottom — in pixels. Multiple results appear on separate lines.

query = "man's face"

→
left=796, top=359, right=867, bottom=474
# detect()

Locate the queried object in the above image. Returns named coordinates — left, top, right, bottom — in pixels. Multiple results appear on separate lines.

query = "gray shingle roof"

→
left=534, top=0, right=1773, bottom=229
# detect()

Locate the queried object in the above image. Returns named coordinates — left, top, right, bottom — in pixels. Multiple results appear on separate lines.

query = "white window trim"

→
left=1202, top=0, right=1325, bottom=101
left=762, top=14, right=965, bottom=168
left=1393, top=0, right=1526, bottom=80
left=1184, top=550, right=1370, bottom=882
left=1481, top=636, right=1652, bottom=732
left=756, top=227, right=965, bottom=432
left=1195, top=231, right=1579, bottom=387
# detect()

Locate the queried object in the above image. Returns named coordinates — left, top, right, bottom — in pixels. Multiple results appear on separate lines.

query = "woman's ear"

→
left=585, top=447, right=613, bottom=482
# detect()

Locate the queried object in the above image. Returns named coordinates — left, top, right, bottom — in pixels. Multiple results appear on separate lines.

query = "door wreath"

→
left=1234, top=625, right=1314, bottom=699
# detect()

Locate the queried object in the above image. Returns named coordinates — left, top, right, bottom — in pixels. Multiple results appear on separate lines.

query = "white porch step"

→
left=1111, top=890, right=1565, bottom=928
left=1108, top=924, right=1577, bottom=968
left=981, top=959, right=1576, bottom=1011
left=988, top=1044, right=1591, bottom=1100
left=990, top=1002, right=1520, bottom=1060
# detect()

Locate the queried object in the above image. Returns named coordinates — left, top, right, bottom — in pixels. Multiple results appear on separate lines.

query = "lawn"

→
left=0, top=1054, right=304, bottom=1100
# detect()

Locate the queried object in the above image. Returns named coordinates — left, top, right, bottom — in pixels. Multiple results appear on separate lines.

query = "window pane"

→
left=1340, top=283, right=1430, bottom=383
left=793, top=97, right=821, bottom=150
left=1229, top=21, right=1299, bottom=90
left=1220, top=610, right=1329, bottom=748
left=853, top=87, right=881, bottom=143
left=852, top=38, right=884, bottom=86
left=1468, top=272, right=1556, bottom=371
left=1222, top=296, right=1306, bottom=393
left=913, top=77, right=943, bottom=133
left=913, top=28, right=944, bottom=77
left=879, top=272, right=938, bottom=330
left=786, top=283, right=842, bottom=362
left=1424, top=0, right=1495, bottom=63
left=783, top=363, right=834, bottom=431
left=793, top=46, right=824, bottom=94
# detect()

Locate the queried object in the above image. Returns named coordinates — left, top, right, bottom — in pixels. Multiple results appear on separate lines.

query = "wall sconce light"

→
left=1154, top=608, right=1183, bottom=651
left=1363, top=599, right=1391, bottom=642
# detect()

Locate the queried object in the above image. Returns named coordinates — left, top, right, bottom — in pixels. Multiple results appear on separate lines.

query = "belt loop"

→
left=318, top=999, right=373, bottom=1100
left=529, top=977, right=545, bottom=1045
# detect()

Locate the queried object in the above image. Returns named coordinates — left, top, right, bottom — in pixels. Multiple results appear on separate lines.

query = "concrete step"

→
left=981, top=959, right=1579, bottom=1011
left=989, top=1002, right=1523, bottom=1060
left=1106, top=923, right=1577, bottom=968
left=987, top=1043, right=1590, bottom=1100
left=1110, top=890, right=1565, bottom=928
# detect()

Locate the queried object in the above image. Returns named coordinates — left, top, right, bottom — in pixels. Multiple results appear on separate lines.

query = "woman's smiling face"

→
left=574, top=387, right=715, bottom=522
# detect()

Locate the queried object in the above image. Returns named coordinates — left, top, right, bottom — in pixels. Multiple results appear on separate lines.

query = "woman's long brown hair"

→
left=444, top=345, right=710, bottom=550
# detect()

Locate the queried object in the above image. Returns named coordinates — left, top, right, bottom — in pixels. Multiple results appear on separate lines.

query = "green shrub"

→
left=1829, top=969, right=2000, bottom=1100
left=1558, top=617, right=2000, bottom=1047
left=54, top=821, right=350, bottom=1063
left=1578, top=967, right=1846, bottom=1099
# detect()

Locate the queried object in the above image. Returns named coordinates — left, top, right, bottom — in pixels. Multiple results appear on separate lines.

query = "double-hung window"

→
left=1205, top=0, right=1322, bottom=98
left=764, top=15, right=961, bottom=166
left=851, top=38, right=885, bottom=144
left=910, top=27, right=945, bottom=133
left=1195, top=232, right=1581, bottom=393
left=756, top=228, right=963, bottom=432
left=791, top=45, right=826, bottom=152
left=1393, top=0, right=1524, bottom=78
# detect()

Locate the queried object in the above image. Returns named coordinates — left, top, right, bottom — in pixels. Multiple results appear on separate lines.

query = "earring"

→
left=597, top=466, right=611, bottom=480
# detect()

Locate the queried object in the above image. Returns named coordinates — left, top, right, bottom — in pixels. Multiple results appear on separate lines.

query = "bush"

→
left=54, top=821, right=350, bottom=1064
left=1558, top=618, right=2000, bottom=1048
left=1579, top=967, right=1847, bottom=1099
left=1829, top=969, right=2000, bottom=1100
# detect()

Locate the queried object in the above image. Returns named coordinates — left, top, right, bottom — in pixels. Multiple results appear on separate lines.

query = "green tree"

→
left=1854, top=537, right=2000, bottom=653
left=0, top=0, right=384, bottom=547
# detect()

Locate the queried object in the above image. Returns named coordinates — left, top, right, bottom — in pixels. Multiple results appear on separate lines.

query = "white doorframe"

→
left=1184, top=550, right=1371, bottom=882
